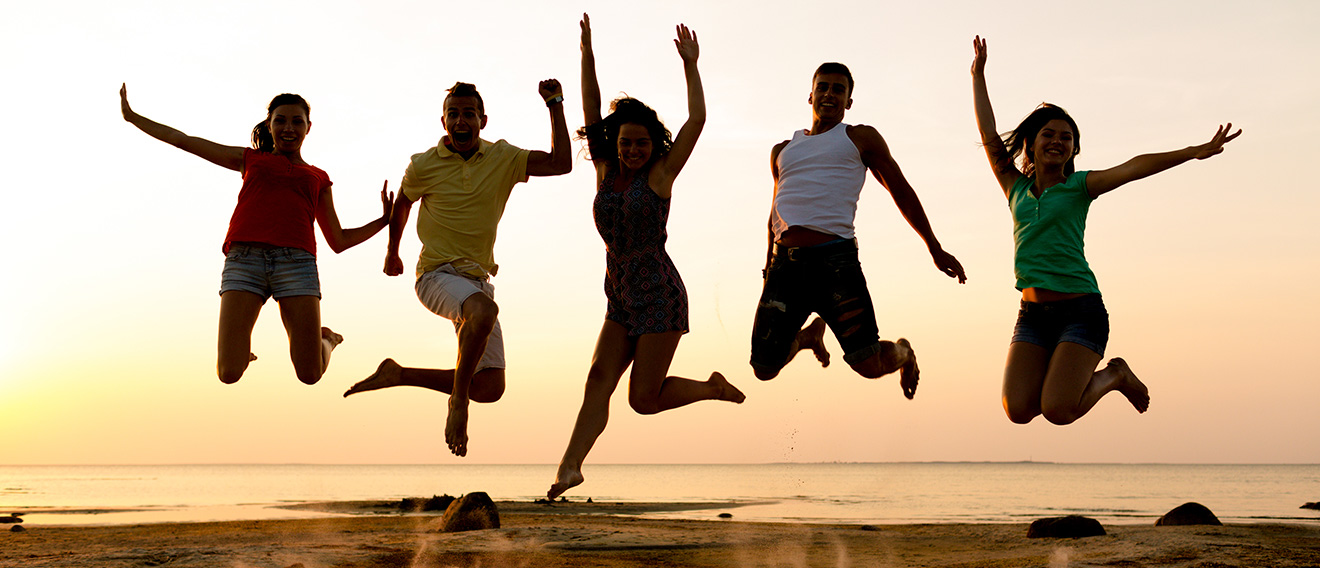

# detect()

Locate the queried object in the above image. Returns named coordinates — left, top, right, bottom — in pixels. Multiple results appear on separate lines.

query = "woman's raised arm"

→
left=580, top=14, right=603, bottom=129
left=120, top=83, right=244, bottom=172
left=656, top=23, right=706, bottom=183
left=971, top=37, right=1019, bottom=196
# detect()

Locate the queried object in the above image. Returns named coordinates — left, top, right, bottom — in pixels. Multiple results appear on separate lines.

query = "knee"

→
left=1002, top=395, right=1041, bottom=424
left=629, top=397, right=661, bottom=416
left=295, top=368, right=324, bottom=386
left=462, top=295, right=499, bottom=327
left=1041, top=405, right=1079, bottom=426
left=217, top=362, right=246, bottom=385
left=1004, top=406, right=1038, bottom=425
left=470, top=380, right=505, bottom=403
left=751, top=363, right=781, bottom=381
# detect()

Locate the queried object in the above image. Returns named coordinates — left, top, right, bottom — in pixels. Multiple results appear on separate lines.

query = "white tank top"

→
left=771, top=123, right=866, bottom=240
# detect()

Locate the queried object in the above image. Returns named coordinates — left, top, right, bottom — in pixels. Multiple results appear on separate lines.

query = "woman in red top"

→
left=120, top=85, right=390, bottom=385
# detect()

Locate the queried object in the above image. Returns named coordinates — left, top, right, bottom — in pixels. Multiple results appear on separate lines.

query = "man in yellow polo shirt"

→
left=344, top=80, right=571, bottom=457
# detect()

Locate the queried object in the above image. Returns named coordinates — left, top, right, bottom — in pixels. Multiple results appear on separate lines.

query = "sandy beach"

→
left=3, top=500, right=1318, bottom=567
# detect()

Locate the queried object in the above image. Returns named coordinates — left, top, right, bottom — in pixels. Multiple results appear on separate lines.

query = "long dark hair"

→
left=1002, top=103, right=1081, bottom=176
left=578, top=97, right=673, bottom=167
left=251, top=93, right=311, bottom=152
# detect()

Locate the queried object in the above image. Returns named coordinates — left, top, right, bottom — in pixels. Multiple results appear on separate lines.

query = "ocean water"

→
left=2, top=463, right=1317, bottom=527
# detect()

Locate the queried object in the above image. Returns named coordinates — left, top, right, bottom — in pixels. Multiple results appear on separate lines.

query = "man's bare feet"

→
left=896, top=338, right=919, bottom=400
left=548, top=462, right=585, bottom=500
left=709, top=372, right=746, bottom=403
left=799, top=317, right=831, bottom=368
left=1105, top=357, right=1149, bottom=413
left=446, top=398, right=469, bottom=457
left=343, top=359, right=404, bottom=397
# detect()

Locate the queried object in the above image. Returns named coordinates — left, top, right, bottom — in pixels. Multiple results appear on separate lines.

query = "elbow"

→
left=553, top=156, right=573, bottom=175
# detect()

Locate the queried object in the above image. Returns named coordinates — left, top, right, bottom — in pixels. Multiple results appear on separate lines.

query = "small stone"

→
left=0, top=516, right=21, bottom=525
left=10, top=525, right=24, bottom=533
left=586, top=497, right=593, bottom=503
left=1156, top=502, right=1222, bottom=526
left=717, top=513, right=733, bottom=519
left=859, top=525, right=880, bottom=531
left=1301, top=502, right=1320, bottom=511
left=1026, top=515, right=1105, bottom=538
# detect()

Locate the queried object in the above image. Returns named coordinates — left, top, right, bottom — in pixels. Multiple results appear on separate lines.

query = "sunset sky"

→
left=2, top=0, right=1316, bottom=466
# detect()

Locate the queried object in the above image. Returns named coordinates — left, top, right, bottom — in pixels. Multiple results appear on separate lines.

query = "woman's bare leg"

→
left=628, top=331, right=745, bottom=415
left=1002, top=341, right=1050, bottom=424
left=549, top=321, right=634, bottom=499
left=277, top=295, right=336, bottom=385
left=1039, top=342, right=1149, bottom=425
left=217, top=290, right=264, bottom=384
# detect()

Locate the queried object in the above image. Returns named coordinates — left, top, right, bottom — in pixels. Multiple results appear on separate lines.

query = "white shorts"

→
left=415, top=264, right=505, bottom=372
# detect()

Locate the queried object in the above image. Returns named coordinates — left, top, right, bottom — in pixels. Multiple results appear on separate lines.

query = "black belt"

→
left=773, top=238, right=857, bottom=261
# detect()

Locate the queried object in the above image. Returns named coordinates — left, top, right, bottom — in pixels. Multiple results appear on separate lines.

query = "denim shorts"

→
left=750, top=239, right=882, bottom=372
left=219, top=245, right=321, bottom=301
left=1011, top=293, right=1109, bottom=356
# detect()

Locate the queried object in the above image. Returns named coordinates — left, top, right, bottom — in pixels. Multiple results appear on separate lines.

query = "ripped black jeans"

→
left=750, top=239, right=882, bottom=372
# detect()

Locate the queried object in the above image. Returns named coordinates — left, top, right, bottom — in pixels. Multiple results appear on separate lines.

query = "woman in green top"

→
left=970, top=36, right=1240, bottom=425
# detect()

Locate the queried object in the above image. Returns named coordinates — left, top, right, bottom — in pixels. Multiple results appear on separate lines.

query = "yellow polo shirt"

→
left=401, top=138, right=530, bottom=278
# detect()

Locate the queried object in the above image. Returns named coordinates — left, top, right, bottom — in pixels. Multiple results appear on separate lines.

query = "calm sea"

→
left=2, top=463, right=1317, bottom=527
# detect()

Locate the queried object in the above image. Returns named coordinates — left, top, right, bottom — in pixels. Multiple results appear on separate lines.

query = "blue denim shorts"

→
left=219, top=245, right=321, bottom=302
left=1011, top=293, right=1109, bottom=356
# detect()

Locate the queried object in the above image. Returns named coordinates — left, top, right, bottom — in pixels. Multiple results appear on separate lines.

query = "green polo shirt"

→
left=1009, top=171, right=1100, bottom=294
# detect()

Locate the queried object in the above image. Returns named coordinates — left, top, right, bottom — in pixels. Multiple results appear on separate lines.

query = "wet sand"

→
left=3, top=500, right=1318, bottom=567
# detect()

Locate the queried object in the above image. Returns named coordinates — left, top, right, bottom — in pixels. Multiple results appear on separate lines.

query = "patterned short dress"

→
left=593, top=166, right=689, bottom=336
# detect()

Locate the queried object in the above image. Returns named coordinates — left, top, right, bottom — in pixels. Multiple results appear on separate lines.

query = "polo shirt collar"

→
left=437, top=137, right=490, bottom=159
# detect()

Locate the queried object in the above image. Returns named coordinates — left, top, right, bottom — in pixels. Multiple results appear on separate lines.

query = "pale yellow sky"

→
left=1, top=0, right=1316, bottom=465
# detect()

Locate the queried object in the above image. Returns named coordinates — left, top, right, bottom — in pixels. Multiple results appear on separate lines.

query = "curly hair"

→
left=578, top=97, right=673, bottom=167
left=251, top=93, right=311, bottom=153
left=1002, top=103, right=1081, bottom=177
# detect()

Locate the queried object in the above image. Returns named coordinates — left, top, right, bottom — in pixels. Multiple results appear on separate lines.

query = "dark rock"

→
left=859, top=525, right=880, bottom=531
left=1156, top=502, right=1222, bottom=526
left=1302, top=502, right=1320, bottom=511
left=439, top=492, right=500, bottom=533
left=399, top=495, right=455, bottom=512
left=0, top=516, right=21, bottom=524
left=10, top=525, right=24, bottom=533
left=534, top=498, right=552, bottom=505
left=586, top=497, right=593, bottom=503
left=717, top=513, right=733, bottom=519
left=1026, top=515, right=1106, bottom=538
left=558, top=496, right=568, bottom=502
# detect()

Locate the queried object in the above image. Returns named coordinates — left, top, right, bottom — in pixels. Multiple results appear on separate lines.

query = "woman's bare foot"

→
left=709, top=372, right=746, bottom=403
left=798, top=318, right=830, bottom=367
left=321, top=327, right=344, bottom=349
left=548, top=463, right=585, bottom=500
left=343, top=358, right=404, bottom=397
left=1105, top=357, right=1149, bottom=413
left=896, top=338, right=919, bottom=400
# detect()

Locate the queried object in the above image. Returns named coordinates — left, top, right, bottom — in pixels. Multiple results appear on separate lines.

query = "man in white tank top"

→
left=750, top=63, right=966, bottom=399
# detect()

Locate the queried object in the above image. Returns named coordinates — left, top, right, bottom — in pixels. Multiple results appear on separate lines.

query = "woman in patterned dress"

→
left=548, top=14, right=745, bottom=499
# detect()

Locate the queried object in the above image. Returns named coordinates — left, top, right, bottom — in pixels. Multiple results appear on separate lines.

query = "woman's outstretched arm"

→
left=1085, top=124, right=1242, bottom=198
left=316, top=181, right=393, bottom=254
left=971, top=37, right=1020, bottom=196
left=580, top=13, right=603, bottom=129
left=656, top=23, right=706, bottom=185
left=120, top=83, right=244, bottom=172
